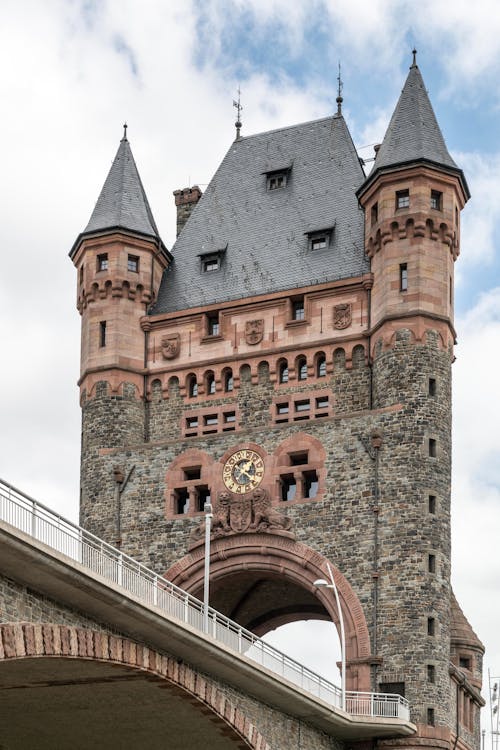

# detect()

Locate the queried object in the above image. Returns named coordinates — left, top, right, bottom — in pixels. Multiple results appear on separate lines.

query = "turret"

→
left=69, top=127, right=171, bottom=402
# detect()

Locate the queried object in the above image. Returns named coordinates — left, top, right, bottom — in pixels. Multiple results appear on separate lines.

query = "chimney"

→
left=173, top=185, right=203, bottom=237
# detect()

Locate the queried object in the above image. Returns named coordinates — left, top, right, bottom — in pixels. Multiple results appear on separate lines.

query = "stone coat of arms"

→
left=245, top=319, right=264, bottom=345
left=161, top=333, right=180, bottom=360
left=333, top=303, right=352, bottom=330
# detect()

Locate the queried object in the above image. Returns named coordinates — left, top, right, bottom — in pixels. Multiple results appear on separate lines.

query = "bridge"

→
left=0, top=479, right=415, bottom=749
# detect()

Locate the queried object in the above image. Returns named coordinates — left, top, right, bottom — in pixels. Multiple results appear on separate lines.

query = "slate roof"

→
left=70, top=136, right=166, bottom=258
left=359, top=60, right=469, bottom=198
left=151, top=115, right=368, bottom=315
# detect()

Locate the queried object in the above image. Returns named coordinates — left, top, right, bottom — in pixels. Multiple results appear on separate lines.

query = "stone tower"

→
left=71, top=57, right=483, bottom=750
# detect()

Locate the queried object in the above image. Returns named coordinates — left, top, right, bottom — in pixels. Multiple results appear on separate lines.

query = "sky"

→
left=1, top=0, right=499, bottom=735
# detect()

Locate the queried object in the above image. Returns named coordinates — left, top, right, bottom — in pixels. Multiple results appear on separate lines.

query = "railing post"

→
left=117, top=552, right=123, bottom=586
left=184, top=593, right=189, bottom=623
left=153, top=575, right=158, bottom=606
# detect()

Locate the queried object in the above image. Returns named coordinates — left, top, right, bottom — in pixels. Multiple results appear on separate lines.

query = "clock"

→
left=222, top=449, right=265, bottom=494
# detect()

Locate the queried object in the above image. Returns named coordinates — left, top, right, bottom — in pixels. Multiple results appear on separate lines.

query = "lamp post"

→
left=314, top=562, right=346, bottom=711
left=203, top=501, right=213, bottom=634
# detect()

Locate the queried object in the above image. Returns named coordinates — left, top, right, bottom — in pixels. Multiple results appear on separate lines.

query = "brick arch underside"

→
left=167, top=534, right=372, bottom=691
left=0, top=623, right=269, bottom=750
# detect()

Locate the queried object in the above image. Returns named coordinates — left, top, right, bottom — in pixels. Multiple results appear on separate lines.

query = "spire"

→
left=358, top=52, right=469, bottom=200
left=81, top=132, right=161, bottom=241
left=373, top=53, right=458, bottom=173
left=233, top=87, right=243, bottom=140
left=336, top=62, right=343, bottom=116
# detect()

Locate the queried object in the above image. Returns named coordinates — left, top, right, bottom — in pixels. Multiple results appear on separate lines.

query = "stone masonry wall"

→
left=78, top=329, right=454, bottom=734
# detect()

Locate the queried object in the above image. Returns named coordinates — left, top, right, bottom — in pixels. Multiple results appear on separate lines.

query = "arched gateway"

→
left=167, top=534, right=372, bottom=692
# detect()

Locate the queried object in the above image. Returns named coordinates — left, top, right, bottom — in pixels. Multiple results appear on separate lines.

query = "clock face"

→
left=222, top=449, right=265, bottom=494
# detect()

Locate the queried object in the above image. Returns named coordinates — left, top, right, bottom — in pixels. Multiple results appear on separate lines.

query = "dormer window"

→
left=263, top=164, right=292, bottom=192
left=305, top=225, right=334, bottom=251
left=199, top=245, right=226, bottom=273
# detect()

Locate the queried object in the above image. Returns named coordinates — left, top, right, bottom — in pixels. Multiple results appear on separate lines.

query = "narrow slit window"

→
left=303, top=470, right=319, bottom=499
left=188, top=376, right=198, bottom=398
left=371, top=202, right=378, bottom=225
left=224, top=371, right=234, bottom=392
left=428, top=495, right=436, bottom=514
left=317, top=355, right=327, bottom=377
left=427, top=708, right=435, bottom=726
left=79, top=265, right=84, bottom=284
left=206, top=372, right=216, bottom=395
left=427, top=665, right=436, bottom=683
left=281, top=475, right=296, bottom=502
left=428, top=554, right=436, bottom=573
left=429, top=378, right=436, bottom=396
left=427, top=617, right=436, bottom=636
left=279, top=361, right=289, bottom=384
left=99, top=321, right=106, bottom=348
left=400, top=263, right=408, bottom=291
left=196, top=486, right=211, bottom=512
left=175, top=488, right=189, bottom=515
left=429, top=438, right=437, bottom=458
left=297, top=357, right=307, bottom=381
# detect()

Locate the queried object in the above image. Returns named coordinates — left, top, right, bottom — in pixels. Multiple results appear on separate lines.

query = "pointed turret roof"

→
left=70, top=130, right=167, bottom=258
left=358, top=53, right=469, bottom=199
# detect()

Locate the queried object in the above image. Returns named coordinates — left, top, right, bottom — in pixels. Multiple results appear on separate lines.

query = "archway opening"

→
left=262, top=620, right=342, bottom=684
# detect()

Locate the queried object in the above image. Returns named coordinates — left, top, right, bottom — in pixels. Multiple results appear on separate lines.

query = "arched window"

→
left=205, top=371, right=216, bottom=395
left=224, top=369, right=234, bottom=392
left=188, top=374, right=198, bottom=398
left=316, top=354, right=326, bottom=378
left=279, top=360, right=289, bottom=384
left=297, top=356, right=307, bottom=381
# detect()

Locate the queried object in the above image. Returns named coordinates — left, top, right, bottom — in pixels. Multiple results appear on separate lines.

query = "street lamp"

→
left=314, top=562, right=346, bottom=711
left=203, top=501, right=213, bottom=634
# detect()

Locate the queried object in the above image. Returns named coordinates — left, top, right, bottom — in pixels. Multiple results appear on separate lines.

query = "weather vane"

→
left=336, top=62, right=343, bottom=116
left=122, top=122, right=128, bottom=141
left=233, top=87, right=243, bottom=140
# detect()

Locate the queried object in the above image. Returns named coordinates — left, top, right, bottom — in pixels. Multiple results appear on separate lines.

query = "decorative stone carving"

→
left=333, top=303, right=351, bottom=330
left=161, top=334, right=180, bottom=359
left=189, top=488, right=293, bottom=546
left=245, top=319, right=264, bottom=345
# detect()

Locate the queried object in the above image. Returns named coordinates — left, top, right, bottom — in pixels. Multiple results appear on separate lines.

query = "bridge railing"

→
left=0, top=478, right=409, bottom=721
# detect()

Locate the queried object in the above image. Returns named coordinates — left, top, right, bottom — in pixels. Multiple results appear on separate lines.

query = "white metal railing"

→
left=0, top=478, right=409, bottom=721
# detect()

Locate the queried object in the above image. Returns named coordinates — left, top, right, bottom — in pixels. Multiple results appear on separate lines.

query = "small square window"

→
left=289, top=451, right=308, bottom=466
left=292, top=299, right=305, bottom=321
left=127, top=254, right=139, bottom=272
left=276, top=403, right=289, bottom=415
left=459, top=656, right=471, bottom=670
left=400, top=263, right=408, bottom=291
left=224, top=412, right=236, bottom=423
left=396, top=189, right=410, bottom=209
left=183, top=466, right=201, bottom=480
left=431, top=190, right=442, bottom=210
left=267, top=173, right=287, bottom=190
left=203, top=257, right=219, bottom=272
left=316, top=396, right=329, bottom=410
left=185, top=417, right=199, bottom=433
left=97, top=253, right=108, bottom=271
left=204, top=415, right=218, bottom=426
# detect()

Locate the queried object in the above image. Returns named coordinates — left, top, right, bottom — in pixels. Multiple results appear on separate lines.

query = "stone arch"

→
left=0, top=623, right=269, bottom=750
left=166, top=535, right=372, bottom=691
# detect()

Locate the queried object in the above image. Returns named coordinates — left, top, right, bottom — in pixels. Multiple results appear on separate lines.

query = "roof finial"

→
left=411, top=48, right=417, bottom=68
left=336, top=61, right=343, bottom=116
left=233, top=87, right=243, bottom=140
left=122, top=122, right=128, bottom=142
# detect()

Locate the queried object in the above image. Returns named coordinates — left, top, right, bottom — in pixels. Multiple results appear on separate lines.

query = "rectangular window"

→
left=295, top=400, right=310, bottom=412
left=427, top=617, right=436, bottom=636
left=99, top=321, right=106, bottom=348
left=289, top=452, right=308, bottom=466
left=183, top=466, right=201, bottom=481
left=400, top=263, right=408, bottom=291
left=204, top=415, right=218, bottom=426
left=203, top=257, right=219, bottom=272
left=276, top=403, right=289, bottom=415
left=429, top=438, right=437, bottom=457
left=97, top=253, right=108, bottom=271
left=396, top=189, right=410, bottom=209
left=196, top=486, right=211, bottom=512
left=207, top=315, right=220, bottom=336
left=280, top=474, right=296, bottom=502
left=428, top=554, right=436, bottom=573
left=429, top=378, right=436, bottom=396
left=459, top=656, right=471, bottom=670
left=431, top=190, right=442, bottom=210
left=429, top=494, right=436, bottom=514
left=371, top=202, right=378, bottom=225
left=427, top=708, right=435, bottom=726
left=303, top=470, right=319, bottom=499
left=224, top=411, right=236, bottom=423
left=450, top=275, right=453, bottom=306
left=185, top=417, right=199, bottom=432
left=175, top=488, right=189, bottom=515
left=292, top=298, right=305, bottom=320
left=311, top=235, right=327, bottom=251
left=427, top=664, right=436, bottom=683
left=267, top=173, right=286, bottom=190
left=127, top=254, right=139, bottom=272
left=379, top=682, right=405, bottom=698
left=316, top=396, right=329, bottom=410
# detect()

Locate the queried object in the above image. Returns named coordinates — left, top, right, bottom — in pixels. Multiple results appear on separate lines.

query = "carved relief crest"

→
left=333, top=303, right=352, bottom=330
left=245, top=319, right=264, bottom=345
left=189, top=488, right=293, bottom=547
left=161, top=334, right=180, bottom=360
